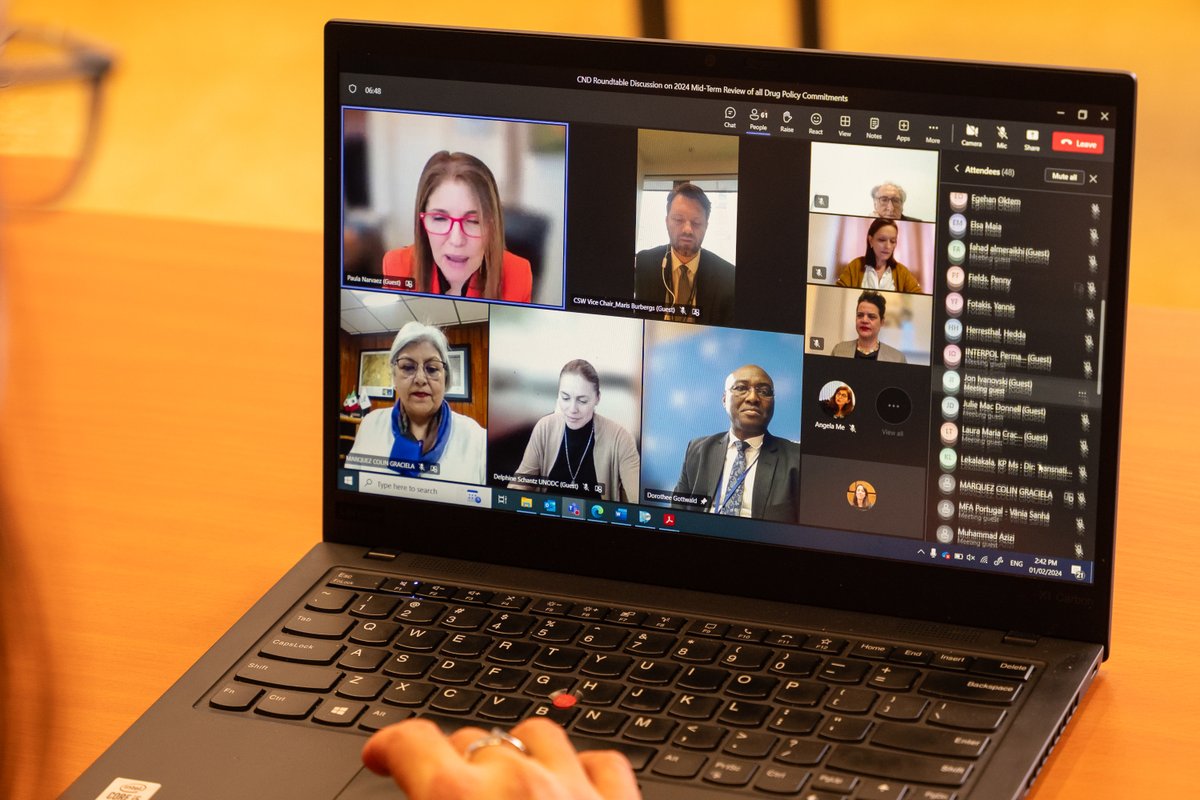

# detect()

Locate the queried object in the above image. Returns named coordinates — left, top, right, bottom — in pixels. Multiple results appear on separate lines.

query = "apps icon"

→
left=520, top=496, right=533, bottom=509
left=614, top=508, right=628, bottom=522
left=638, top=510, right=652, bottom=524
left=567, top=502, right=582, bottom=517
left=663, top=513, right=676, bottom=527
left=966, top=124, right=980, bottom=137
left=543, top=498, right=557, bottom=513
left=590, top=504, right=605, bottom=519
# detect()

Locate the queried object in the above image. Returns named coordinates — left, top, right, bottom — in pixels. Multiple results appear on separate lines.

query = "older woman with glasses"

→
left=348, top=321, right=486, bottom=483
left=382, top=151, right=532, bottom=303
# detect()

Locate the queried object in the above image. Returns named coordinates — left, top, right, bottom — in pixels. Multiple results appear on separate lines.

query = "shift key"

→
left=236, top=659, right=340, bottom=691
left=919, top=671, right=1021, bottom=704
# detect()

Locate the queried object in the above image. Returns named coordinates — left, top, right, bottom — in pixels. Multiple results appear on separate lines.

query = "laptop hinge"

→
left=1003, top=631, right=1040, bottom=647
left=364, top=548, right=400, bottom=561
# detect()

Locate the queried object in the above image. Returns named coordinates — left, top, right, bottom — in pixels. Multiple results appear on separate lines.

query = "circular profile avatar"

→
left=819, top=381, right=856, bottom=419
left=846, top=480, right=877, bottom=510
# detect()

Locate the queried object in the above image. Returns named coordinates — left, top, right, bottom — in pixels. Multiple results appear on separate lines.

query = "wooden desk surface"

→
left=3, top=211, right=1197, bottom=798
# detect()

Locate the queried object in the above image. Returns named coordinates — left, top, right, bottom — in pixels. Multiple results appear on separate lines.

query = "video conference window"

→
left=486, top=305, right=644, bottom=502
left=807, top=214, right=936, bottom=294
left=640, top=324, right=803, bottom=522
left=633, top=129, right=739, bottom=326
left=808, top=142, right=939, bottom=222
left=805, top=285, right=933, bottom=365
left=342, top=109, right=568, bottom=308
left=339, top=293, right=490, bottom=484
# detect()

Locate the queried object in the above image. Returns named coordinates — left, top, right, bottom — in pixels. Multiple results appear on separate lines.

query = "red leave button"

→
left=1051, top=131, right=1105, bottom=154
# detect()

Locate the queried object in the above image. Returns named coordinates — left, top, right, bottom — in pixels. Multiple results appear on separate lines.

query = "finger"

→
left=579, top=750, right=640, bottom=800
left=509, top=718, right=591, bottom=781
left=361, top=718, right=464, bottom=795
left=448, top=724, right=514, bottom=762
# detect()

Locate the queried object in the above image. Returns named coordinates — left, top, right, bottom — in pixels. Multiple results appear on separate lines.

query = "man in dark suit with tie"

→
left=673, top=364, right=801, bottom=523
left=634, top=182, right=735, bottom=326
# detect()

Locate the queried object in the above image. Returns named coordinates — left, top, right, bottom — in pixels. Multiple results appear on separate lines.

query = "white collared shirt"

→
left=713, top=431, right=763, bottom=518
left=861, top=265, right=895, bottom=291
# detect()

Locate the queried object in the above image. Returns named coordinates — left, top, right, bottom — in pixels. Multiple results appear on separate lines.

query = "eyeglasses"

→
left=419, top=212, right=482, bottom=238
left=729, top=382, right=774, bottom=398
left=874, top=195, right=903, bottom=206
left=0, top=26, right=114, bottom=207
left=393, top=357, right=446, bottom=381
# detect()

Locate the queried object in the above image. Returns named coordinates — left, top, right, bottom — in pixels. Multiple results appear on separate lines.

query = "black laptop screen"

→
left=331, top=29, right=1130, bottom=589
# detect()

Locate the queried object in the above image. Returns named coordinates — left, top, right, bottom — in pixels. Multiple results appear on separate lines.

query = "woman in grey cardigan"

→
left=508, top=359, right=640, bottom=502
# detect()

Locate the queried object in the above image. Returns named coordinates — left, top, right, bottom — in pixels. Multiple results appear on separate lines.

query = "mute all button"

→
left=1044, top=167, right=1085, bottom=186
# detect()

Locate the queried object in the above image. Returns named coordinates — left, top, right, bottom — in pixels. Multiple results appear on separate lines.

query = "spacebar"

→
left=826, top=745, right=973, bottom=786
left=421, top=713, right=656, bottom=770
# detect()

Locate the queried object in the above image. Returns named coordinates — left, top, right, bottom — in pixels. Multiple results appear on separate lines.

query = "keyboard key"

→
left=477, top=666, right=528, bottom=691
left=477, top=695, right=531, bottom=722
left=379, top=578, right=419, bottom=595
left=254, top=690, right=319, bottom=719
left=872, top=721, right=990, bottom=758
left=813, top=771, right=858, bottom=792
left=575, top=708, right=629, bottom=736
left=774, top=738, right=828, bottom=766
left=281, top=612, right=354, bottom=639
left=763, top=631, right=805, bottom=649
left=851, top=641, right=893, bottom=660
left=575, top=679, right=622, bottom=705
left=526, top=673, right=576, bottom=698
left=382, top=653, right=435, bottom=678
left=305, top=587, right=355, bottom=612
left=487, top=593, right=532, bottom=611
left=328, top=570, right=383, bottom=590
left=723, top=730, right=776, bottom=758
left=394, top=627, right=446, bottom=652
left=568, top=604, right=610, bottom=621
left=826, top=687, right=878, bottom=714
left=753, top=765, right=808, bottom=795
left=776, top=679, right=827, bottom=707
left=349, top=594, right=402, bottom=619
left=920, top=672, right=1022, bottom=704
left=868, top=665, right=921, bottom=691
left=620, top=687, right=673, bottom=713
left=826, top=745, right=973, bottom=786
left=428, top=687, right=482, bottom=714
left=532, top=619, right=583, bottom=643
left=531, top=598, right=571, bottom=615
left=430, top=658, right=481, bottom=684
left=687, top=620, right=729, bottom=638
left=337, top=646, right=389, bottom=672
left=804, top=635, right=848, bottom=654
left=719, top=700, right=771, bottom=727
left=726, top=674, right=778, bottom=700
left=876, top=694, right=929, bottom=722
left=933, top=652, right=972, bottom=671
left=534, top=646, right=584, bottom=672
left=624, top=631, right=675, bottom=657
left=395, top=600, right=445, bottom=625
left=579, top=625, right=627, bottom=650
left=487, top=612, right=537, bottom=637
left=857, top=779, right=910, bottom=800
left=674, top=723, right=724, bottom=751
left=414, top=583, right=458, bottom=600
left=673, top=638, right=723, bottom=663
left=439, top=606, right=492, bottom=631
left=890, top=647, right=934, bottom=665
left=452, top=588, right=493, bottom=605
left=530, top=702, right=579, bottom=726
left=820, top=659, right=871, bottom=684
left=766, top=708, right=821, bottom=735
left=970, top=657, right=1035, bottom=681
left=702, top=758, right=756, bottom=787
left=606, top=609, right=647, bottom=627
left=668, top=693, right=721, bottom=720
left=643, top=614, right=686, bottom=632
left=678, top=666, right=728, bottom=692
left=259, top=635, right=343, bottom=665
left=628, top=660, right=679, bottom=685
left=580, top=653, right=632, bottom=678
left=313, top=700, right=366, bottom=726
left=349, top=620, right=401, bottom=646
left=820, top=715, right=873, bottom=742
left=359, top=706, right=411, bottom=731
left=440, top=633, right=491, bottom=658
left=209, top=682, right=262, bottom=711
left=929, top=701, right=1007, bottom=731
left=382, top=681, right=435, bottom=707
left=769, top=651, right=821, bottom=677
left=487, top=640, right=537, bottom=665
left=624, top=715, right=677, bottom=743
left=568, top=735, right=655, bottom=771
left=720, top=644, right=771, bottom=670
left=235, top=659, right=340, bottom=691
left=652, top=750, right=706, bottom=778
left=725, top=625, right=768, bottom=643
left=337, top=673, right=389, bottom=701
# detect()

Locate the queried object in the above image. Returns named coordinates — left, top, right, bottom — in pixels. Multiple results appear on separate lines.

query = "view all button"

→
left=1051, top=131, right=1105, bottom=154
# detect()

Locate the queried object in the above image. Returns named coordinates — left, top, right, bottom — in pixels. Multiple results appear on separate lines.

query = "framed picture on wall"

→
left=446, top=345, right=471, bottom=402
left=358, top=350, right=394, bottom=399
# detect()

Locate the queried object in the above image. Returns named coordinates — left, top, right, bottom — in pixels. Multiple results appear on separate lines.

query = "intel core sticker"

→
left=95, top=778, right=162, bottom=800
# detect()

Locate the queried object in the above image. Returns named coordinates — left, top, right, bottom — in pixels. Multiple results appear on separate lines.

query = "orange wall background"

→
left=15, top=0, right=1194, bottom=308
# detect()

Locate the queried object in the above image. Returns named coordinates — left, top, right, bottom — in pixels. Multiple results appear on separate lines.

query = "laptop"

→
left=64, top=20, right=1135, bottom=800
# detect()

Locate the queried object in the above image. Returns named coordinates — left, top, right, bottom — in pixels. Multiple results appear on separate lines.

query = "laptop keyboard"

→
left=204, top=568, right=1036, bottom=799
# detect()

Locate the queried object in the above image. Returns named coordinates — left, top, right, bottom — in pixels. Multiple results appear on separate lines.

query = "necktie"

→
left=721, top=440, right=748, bottom=516
left=675, top=264, right=692, bottom=306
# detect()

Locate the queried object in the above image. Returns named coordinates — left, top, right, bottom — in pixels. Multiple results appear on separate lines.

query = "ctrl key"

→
left=253, top=690, right=320, bottom=719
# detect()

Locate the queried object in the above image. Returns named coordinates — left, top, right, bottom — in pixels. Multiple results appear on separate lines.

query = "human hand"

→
left=362, top=717, right=641, bottom=799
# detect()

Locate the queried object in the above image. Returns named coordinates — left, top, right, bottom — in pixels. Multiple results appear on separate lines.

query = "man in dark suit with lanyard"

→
left=634, top=182, right=735, bottom=326
left=673, top=364, right=801, bottom=523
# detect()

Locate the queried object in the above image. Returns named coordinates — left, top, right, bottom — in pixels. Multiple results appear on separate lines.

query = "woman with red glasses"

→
left=383, top=151, right=533, bottom=303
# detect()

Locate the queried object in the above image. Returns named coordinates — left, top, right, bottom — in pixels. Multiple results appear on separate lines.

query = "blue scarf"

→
left=389, top=400, right=451, bottom=477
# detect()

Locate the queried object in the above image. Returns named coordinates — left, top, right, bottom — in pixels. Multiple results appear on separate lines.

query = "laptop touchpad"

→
left=335, top=767, right=404, bottom=799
